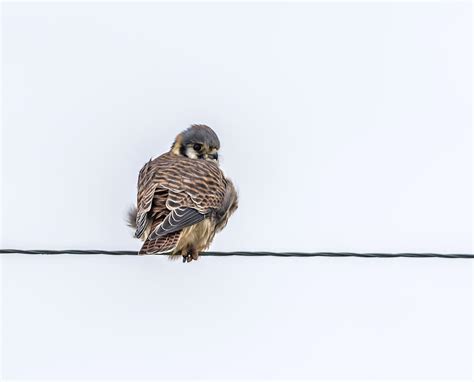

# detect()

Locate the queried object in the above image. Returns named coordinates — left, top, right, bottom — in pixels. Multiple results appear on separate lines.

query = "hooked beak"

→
left=208, top=153, right=219, bottom=161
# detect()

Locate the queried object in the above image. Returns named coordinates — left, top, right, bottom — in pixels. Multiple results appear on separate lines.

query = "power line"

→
left=0, top=249, right=473, bottom=259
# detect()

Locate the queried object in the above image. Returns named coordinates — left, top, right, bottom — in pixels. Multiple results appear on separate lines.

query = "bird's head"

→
left=171, top=124, right=220, bottom=163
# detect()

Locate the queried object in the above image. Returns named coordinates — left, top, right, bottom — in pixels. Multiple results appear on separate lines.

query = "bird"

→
left=127, top=124, right=238, bottom=262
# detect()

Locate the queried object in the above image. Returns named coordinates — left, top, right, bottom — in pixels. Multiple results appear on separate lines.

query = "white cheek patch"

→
left=185, top=147, right=198, bottom=159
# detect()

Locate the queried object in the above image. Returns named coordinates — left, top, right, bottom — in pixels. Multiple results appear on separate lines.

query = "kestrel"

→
left=128, top=124, right=238, bottom=262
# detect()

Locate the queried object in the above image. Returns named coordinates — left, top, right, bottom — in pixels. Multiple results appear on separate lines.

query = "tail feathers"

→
left=139, top=230, right=181, bottom=256
left=126, top=205, right=138, bottom=229
left=128, top=205, right=181, bottom=257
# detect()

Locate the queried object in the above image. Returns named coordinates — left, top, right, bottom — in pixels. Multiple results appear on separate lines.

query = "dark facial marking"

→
left=179, top=144, right=187, bottom=157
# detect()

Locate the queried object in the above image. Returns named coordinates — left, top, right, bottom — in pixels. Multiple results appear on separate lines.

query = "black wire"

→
left=0, top=249, right=473, bottom=258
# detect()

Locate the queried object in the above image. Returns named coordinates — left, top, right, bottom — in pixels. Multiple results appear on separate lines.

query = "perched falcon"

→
left=128, top=124, right=238, bottom=262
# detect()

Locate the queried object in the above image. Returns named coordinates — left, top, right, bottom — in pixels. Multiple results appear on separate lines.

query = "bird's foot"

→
left=182, top=249, right=199, bottom=263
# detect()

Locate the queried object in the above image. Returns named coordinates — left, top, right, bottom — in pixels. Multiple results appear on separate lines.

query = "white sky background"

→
left=1, top=1, right=472, bottom=379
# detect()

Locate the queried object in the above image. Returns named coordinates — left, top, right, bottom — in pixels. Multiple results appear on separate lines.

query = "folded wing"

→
left=135, top=153, right=227, bottom=255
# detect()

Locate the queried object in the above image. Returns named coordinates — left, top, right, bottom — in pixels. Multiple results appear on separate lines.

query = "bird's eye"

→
left=193, top=143, right=202, bottom=151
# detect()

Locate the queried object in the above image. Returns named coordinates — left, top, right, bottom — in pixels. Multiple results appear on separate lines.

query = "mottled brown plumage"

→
left=129, top=125, right=238, bottom=262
